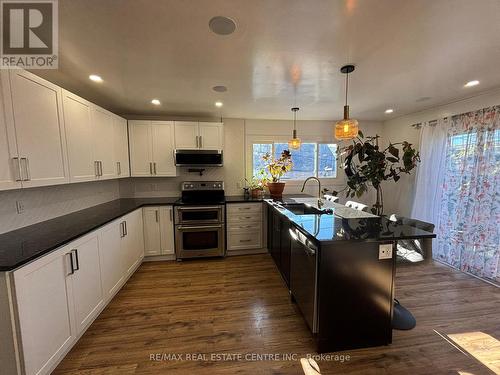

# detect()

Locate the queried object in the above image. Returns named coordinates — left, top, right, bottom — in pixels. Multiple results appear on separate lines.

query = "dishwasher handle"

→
left=289, top=228, right=317, bottom=256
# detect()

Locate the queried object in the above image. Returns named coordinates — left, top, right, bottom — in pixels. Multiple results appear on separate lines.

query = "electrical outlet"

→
left=379, top=244, right=392, bottom=260
left=16, top=200, right=25, bottom=214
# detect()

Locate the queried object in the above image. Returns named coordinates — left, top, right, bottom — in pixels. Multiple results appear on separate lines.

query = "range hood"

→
left=174, top=149, right=223, bottom=167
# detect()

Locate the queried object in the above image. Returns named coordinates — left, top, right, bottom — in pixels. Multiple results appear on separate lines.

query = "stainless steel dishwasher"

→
left=289, top=227, right=319, bottom=333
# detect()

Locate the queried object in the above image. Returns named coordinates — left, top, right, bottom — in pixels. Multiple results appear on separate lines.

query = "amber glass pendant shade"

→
left=335, top=105, right=359, bottom=140
left=288, top=130, right=301, bottom=149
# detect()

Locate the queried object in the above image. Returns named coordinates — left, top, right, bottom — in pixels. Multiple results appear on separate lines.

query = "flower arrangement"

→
left=262, top=149, right=293, bottom=183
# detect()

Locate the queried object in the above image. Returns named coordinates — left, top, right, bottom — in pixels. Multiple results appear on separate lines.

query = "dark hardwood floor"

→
left=54, top=254, right=500, bottom=375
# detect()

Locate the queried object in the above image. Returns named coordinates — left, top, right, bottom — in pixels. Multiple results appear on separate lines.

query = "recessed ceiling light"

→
left=385, top=108, right=394, bottom=114
left=464, top=80, right=479, bottom=87
left=215, top=101, right=223, bottom=108
left=89, top=74, right=103, bottom=83
left=209, top=16, right=236, bottom=35
left=151, top=99, right=161, bottom=105
left=212, top=85, right=227, bottom=92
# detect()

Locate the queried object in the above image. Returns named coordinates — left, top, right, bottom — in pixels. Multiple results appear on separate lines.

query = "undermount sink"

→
left=282, top=203, right=332, bottom=216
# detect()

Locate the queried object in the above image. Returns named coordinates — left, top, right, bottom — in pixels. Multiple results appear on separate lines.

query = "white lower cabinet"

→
left=143, top=206, right=175, bottom=257
left=11, top=208, right=145, bottom=375
left=13, top=246, right=77, bottom=375
left=226, top=203, right=264, bottom=253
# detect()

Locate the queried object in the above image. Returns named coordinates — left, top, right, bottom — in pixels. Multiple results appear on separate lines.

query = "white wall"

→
left=381, top=89, right=500, bottom=216
left=0, top=180, right=120, bottom=234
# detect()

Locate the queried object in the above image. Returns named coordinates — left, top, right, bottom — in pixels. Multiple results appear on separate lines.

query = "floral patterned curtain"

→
left=435, top=105, right=500, bottom=284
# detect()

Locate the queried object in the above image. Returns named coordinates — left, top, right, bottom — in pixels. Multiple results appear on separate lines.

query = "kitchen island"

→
left=265, top=197, right=436, bottom=353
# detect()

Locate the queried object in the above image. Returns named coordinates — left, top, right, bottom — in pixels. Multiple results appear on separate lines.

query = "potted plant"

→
left=332, top=132, right=420, bottom=215
left=262, top=149, right=293, bottom=198
left=245, top=173, right=267, bottom=198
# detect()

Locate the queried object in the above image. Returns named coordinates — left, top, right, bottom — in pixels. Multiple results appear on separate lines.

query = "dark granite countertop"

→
left=265, top=198, right=436, bottom=243
left=0, top=198, right=179, bottom=271
left=225, top=194, right=311, bottom=203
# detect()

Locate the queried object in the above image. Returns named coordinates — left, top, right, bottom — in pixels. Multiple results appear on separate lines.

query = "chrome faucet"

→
left=301, top=177, right=324, bottom=208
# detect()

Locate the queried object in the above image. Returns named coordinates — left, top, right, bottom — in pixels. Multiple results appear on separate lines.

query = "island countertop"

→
left=265, top=197, right=436, bottom=243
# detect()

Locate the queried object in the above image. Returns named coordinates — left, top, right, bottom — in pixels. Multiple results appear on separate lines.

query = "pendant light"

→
left=335, top=64, right=359, bottom=140
left=288, top=107, right=301, bottom=149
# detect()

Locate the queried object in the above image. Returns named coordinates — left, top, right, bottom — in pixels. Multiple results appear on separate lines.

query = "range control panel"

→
left=181, top=181, right=224, bottom=191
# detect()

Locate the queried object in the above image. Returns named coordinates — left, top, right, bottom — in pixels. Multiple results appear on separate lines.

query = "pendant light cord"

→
left=345, top=72, right=349, bottom=106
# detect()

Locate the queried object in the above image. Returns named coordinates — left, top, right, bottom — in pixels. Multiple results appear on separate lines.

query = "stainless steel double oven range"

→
left=174, top=181, right=225, bottom=259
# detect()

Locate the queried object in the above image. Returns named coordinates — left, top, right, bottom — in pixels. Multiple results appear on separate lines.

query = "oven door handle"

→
left=177, top=225, right=222, bottom=230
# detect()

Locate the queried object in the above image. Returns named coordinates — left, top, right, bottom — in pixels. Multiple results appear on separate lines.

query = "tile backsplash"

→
left=0, top=180, right=120, bottom=234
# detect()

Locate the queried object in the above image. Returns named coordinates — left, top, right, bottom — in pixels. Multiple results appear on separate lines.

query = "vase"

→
left=251, top=189, right=263, bottom=199
left=267, top=182, right=285, bottom=198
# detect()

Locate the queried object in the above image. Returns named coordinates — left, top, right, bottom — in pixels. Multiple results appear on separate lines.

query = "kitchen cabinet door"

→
left=113, top=116, right=130, bottom=178
left=5, top=70, right=69, bottom=188
left=199, top=122, right=223, bottom=150
left=13, top=246, right=76, bottom=375
left=62, top=90, right=96, bottom=183
left=98, top=220, right=125, bottom=300
left=279, top=217, right=291, bottom=286
left=159, top=206, right=175, bottom=255
left=123, top=209, right=145, bottom=275
left=0, top=74, right=21, bottom=190
left=143, top=207, right=161, bottom=256
left=129, top=120, right=153, bottom=176
left=152, top=121, right=176, bottom=176
left=174, top=121, right=198, bottom=149
left=92, top=106, right=115, bottom=179
left=68, top=234, right=104, bottom=334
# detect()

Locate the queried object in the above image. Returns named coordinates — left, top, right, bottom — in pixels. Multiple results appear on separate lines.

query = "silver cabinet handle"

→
left=177, top=225, right=222, bottom=230
left=155, top=210, right=159, bottom=223
left=71, top=249, right=80, bottom=271
left=67, top=252, right=75, bottom=275
left=195, top=136, right=199, bottom=148
left=153, top=162, right=157, bottom=175
left=239, top=207, right=251, bottom=210
left=169, top=208, right=173, bottom=222
left=149, top=162, right=153, bottom=175
left=119, top=221, right=125, bottom=237
left=12, top=157, right=22, bottom=181
left=99, top=161, right=103, bottom=176
left=117, top=161, right=121, bottom=176
left=94, top=161, right=99, bottom=177
left=20, top=158, right=30, bottom=181
left=199, top=135, right=203, bottom=148
left=123, top=221, right=127, bottom=236
left=239, top=239, right=252, bottom=243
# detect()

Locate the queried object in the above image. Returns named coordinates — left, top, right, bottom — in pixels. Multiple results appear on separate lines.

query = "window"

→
left=251, top=142, right=337, bottom=179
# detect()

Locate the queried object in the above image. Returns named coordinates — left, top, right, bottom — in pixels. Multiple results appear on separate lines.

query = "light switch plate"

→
left=379, top=244, right=393, bottom=259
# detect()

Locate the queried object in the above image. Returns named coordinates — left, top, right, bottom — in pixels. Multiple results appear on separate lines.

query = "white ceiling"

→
left=33, top=0, right=500, bottom=121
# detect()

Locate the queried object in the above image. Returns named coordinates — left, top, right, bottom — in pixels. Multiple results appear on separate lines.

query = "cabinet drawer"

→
left=227, top=212, right=262, bottom=224
left=227, top=222, right=262, bottom=232
left=227, top=203, right=262, bottom=215
left=228, top=231, right=262, bottom=250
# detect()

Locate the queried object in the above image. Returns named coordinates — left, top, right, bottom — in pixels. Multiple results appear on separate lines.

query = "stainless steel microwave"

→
left=174, top=150, right=223, bottom=167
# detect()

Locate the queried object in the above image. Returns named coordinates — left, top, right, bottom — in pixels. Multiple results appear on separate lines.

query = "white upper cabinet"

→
left=113, top=115, right=130, bottom=178
left=129, top=120, right=177, bottom=177
left=62, top=90, right=96, bottom=183
left=174, top=121, right=199, bottom=149
left=199, top=122, right=224, bottom=150
left=91, top=106, right=115, bottom=179
left=152, top=121, right=176, bottom=176
left=174, top=121, right=224, bottom=150
left=0, top=74, right=21, bottom=190
left=129, top=120, right=153, bottom=176
left=2, top=70, right=69, bottom=188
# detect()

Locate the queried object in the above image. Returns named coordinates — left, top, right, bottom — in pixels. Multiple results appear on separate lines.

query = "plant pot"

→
left=267, top=182, right=285, bottom=198
left=251, top=188, right=263, bottom=199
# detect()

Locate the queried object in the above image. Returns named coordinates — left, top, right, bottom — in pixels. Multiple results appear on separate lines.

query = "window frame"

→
left=246, top=136, right=339, bottom=182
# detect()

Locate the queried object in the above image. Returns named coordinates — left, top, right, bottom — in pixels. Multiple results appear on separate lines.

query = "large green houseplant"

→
left=333, top=132, right=420, bottom=215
